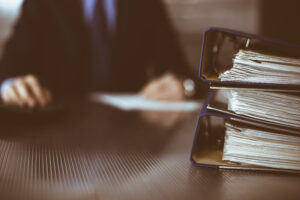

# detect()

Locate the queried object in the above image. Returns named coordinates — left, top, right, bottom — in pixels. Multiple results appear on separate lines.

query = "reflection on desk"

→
left=0, top=100, right=299, bottom=200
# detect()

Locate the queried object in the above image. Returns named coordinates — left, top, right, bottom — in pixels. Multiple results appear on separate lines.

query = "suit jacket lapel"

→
left=48, top=0, right=90, bottom=65
left=113, top=0, right=134, bottom=59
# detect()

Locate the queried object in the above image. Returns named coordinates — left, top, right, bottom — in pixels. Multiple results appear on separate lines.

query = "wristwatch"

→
left=183, top=78, right=196, bottom=98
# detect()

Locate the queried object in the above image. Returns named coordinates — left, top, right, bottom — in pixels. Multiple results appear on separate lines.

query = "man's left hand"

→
left=140, top=73, right=185, bottom=101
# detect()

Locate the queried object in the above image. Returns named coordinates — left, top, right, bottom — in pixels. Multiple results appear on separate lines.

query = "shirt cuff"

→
left=0, top=78, right=15, bottom=94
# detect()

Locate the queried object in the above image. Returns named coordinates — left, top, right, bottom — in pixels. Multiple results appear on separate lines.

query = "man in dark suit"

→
left=0, top=0, right=196, bottom=107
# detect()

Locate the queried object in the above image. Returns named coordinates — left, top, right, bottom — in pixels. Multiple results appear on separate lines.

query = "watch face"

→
left=183, top=79, right=195, bottom=97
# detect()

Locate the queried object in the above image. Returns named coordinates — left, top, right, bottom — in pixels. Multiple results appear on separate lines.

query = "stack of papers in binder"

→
left=223, top=122, right=300, bottom=171
left=219, top=50, right=300, bottom=84
left=190, top=27, right=300, bottom=173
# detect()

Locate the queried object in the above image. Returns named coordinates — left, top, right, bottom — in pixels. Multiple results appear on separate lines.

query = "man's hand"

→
left=140, top=73, right=185, bottom=101
left=1, top=74, right=52, bottom=108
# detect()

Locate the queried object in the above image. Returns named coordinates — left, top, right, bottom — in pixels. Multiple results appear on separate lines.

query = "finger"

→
left=14, top=79, right=36, bottom=107
left=161, top=75, right=185, bottom=100
left=141, top=73, right=185, bottom=100
left=160, top=73, right=174, bottom=82
left=141, top=85, right=161, bottom=99
left=24, top=75, right=47, bottom=106
left=142, top=77, right=173, bottom=99
left=4, top=86, right=23, bottom=107
left=141, top=80, right=162, bottom=96
left=1, top=90, right=12, bottom=105
left=143, top=79, right=184, bottom=101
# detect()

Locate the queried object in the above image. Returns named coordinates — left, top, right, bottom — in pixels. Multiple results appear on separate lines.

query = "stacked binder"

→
left=190, top=27, right=300, bottom=173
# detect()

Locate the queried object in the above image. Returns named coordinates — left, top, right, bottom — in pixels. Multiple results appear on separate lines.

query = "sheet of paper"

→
left=222, top=122, right=300, bottom=170
left=224, top=89, right=300, bottom=128
left=89, top=93, right=202, bottom=111
left=219, top=49, right=300, bottom=84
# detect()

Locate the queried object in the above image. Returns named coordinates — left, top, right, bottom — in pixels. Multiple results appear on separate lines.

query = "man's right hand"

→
left=0, top=74, right=52, bottom=108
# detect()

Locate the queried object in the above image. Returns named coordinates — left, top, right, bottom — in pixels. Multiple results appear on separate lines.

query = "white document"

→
left=219, top=49, right=300, bottom=84
left=89, top=93, right=201, bottom=111
left=224, top=89, right=300, bottom=128
left=223, top=122, right=300, bottom=170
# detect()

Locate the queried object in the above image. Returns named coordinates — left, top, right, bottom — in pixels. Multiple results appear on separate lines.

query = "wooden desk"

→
left=0, top=101, right=299, bottom=200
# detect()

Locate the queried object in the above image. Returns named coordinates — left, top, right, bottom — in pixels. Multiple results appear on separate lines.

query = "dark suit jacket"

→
left=0, top=0, right=192, bottom=97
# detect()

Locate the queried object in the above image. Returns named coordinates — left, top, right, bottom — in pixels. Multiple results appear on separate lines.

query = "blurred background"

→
left=0, top=0, right=300, bottom=74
